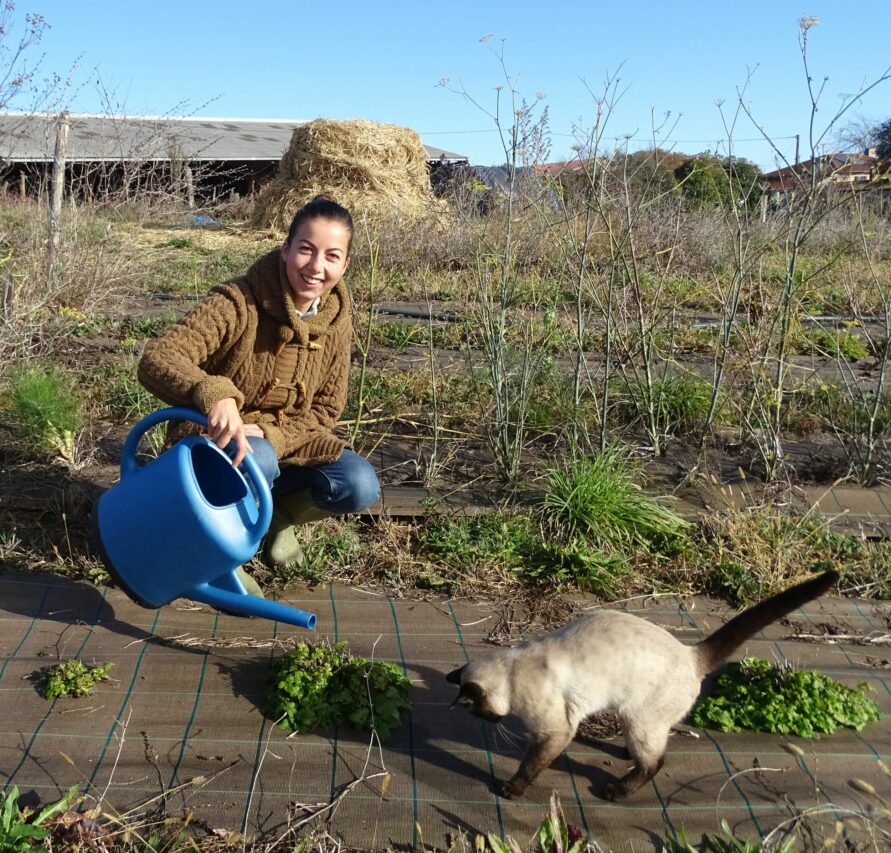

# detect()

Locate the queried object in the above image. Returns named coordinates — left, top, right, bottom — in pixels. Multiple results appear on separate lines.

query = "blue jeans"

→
left=244, top=436, right=380, bottom=515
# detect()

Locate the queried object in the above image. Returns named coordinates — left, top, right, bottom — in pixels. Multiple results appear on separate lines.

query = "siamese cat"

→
left=446, top=569, right=838, bottom=801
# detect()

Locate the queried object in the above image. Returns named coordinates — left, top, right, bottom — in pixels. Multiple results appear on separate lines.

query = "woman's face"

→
left=280, top=217, right=351, bottom=312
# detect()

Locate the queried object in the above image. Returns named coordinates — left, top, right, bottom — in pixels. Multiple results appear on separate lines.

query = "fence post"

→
left=184, top=163, right=195, bottom=208
left=47, top=110, right=70, bottom=274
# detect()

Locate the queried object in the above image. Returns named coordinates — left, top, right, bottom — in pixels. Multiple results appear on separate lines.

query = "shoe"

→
left=263, top=487, right=335, bottom=568
left=235, top=565, right=264, bottom=598
left=264, top=508, right=307, bottom=568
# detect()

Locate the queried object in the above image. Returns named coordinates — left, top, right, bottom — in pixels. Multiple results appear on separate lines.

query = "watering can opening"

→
left=191, top=441, right=250, bottom=507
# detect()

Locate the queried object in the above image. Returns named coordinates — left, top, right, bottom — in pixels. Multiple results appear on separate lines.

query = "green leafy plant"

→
left=4, top=362, right=84, bottom=461
left=486, top=792, right=588, bottom=853
left=543, top=445, right=693, bottom=559
left=39, top=658, right=114, bottom=700
left=515, top=538, right=628, bottom=596
left=0, top=784, right=79, bottom=851
left=270, top=527, right=365, bottom=586
left=121, top=311, right=178, bottom=340
left=97, top=362, right=162, bottom=423
left=371, top=319, right=424, bottom=349
left=665, top=819, right=795, bottom=853
left=691, top=657, right=882, bottom=738
left=420, top=511, right=540, bottom=571
left=796, top=328, right=868, bottom=361
left=265, top=641, right=411, bottom=738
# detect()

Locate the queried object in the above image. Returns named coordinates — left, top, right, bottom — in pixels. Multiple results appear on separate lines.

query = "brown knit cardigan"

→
left=138, top=249, right=351, bottom=466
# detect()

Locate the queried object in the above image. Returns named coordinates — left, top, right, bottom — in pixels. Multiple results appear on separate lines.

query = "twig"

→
left=98, top=707, right=132, bottom=809
left=274, top=771, right=390, bottom=843
left=787, top=632, right=891, bottom=646
left=715, top=765, right=786, bottom=828
left=242, top=713, right=287, bottom=849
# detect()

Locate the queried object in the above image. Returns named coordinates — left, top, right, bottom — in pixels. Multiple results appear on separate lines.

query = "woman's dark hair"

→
left=286, top=195, right=354, bottom=251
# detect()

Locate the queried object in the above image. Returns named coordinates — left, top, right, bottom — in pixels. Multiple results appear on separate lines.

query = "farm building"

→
left=763, top=149, right=890, bottom=203
left=0, top=111, right=469, bottom=205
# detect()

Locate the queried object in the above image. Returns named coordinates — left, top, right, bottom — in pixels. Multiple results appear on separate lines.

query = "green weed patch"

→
left=265, top=641, right=411, bottom=738
left=4, top=362, right=84, bottom=461
left=691, top=657, right=882, bottom=737
left=38, top=659, right=114, bottom=700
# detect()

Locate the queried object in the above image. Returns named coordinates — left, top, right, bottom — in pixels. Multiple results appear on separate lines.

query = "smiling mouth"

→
left=300, top=275, right=323, bottom=286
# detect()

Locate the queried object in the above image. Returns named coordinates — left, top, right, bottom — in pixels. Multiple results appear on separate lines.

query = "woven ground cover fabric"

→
left=0, top=573, right=888, bottom=849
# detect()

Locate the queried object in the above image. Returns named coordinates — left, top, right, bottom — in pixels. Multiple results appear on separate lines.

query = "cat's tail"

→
left=694, top=569, right=839, bottom=674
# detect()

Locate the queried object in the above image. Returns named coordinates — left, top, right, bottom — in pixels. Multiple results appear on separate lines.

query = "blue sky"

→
left=17, top=1, right=891, bottom=170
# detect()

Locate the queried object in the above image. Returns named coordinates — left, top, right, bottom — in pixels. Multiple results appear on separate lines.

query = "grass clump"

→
left=619, top=374, right=714, bottom=435
left=691, top=657, right=882, bottom=738
left=95, top=362, right=162, bottom=423
left=4, top=363, right=84, bottom=461
left=38, top=659, right=114, bottom=700
left=693, top=506, right=889, bottom=604
left=265, top=641, right=411, bottom=738
left=796, top=328, right=868, bottom=361
left=543, top=445, right=693, bottom=559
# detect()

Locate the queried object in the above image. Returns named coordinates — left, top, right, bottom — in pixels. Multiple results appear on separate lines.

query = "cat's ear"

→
left=446, top=665, right=466, bottom=684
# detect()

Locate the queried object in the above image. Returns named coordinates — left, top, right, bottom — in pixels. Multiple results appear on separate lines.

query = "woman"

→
left=138, top=196, right=379, bottom=592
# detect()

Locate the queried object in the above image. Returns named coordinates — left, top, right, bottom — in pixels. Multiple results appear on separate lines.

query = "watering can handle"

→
left=119, top=407, right=273, bottom=539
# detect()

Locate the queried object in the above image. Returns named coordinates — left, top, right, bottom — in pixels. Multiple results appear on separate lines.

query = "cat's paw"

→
left=498, top=780, right=524, bottom=799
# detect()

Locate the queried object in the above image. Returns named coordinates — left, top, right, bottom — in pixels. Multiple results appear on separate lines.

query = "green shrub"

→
left=4, top=363, right=84, bottom=460
left=39, top=659, right=114, bottom=700
left=691, top=657, right=882, bottom=738
left=543, top=445, right=693, bottom=559
left=265, top=641, right=411, bottom=738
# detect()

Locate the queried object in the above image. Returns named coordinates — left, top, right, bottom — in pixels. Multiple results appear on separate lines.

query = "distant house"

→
left=763, top=150, right=888, bottom=200
left=531, top=157, right=591, bottom=178
left=0, top=111, right=468, bottom=204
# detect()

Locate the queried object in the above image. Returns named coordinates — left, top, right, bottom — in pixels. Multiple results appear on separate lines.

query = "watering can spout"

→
left=190, top=582, right=317, bottom=629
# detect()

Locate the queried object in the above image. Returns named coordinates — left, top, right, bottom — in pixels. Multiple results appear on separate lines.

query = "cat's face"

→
left=446, top=664, right=508, bottom=722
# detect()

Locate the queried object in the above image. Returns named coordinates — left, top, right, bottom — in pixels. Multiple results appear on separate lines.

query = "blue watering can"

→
left=94, top=407, right=316, bottom=629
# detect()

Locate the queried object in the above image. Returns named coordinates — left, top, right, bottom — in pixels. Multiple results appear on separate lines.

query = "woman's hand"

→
left=206, top=397, right=251, bottom=468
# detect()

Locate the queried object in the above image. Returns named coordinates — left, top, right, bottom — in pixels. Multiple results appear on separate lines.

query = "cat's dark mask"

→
left=446, top=668, right=502, bottom=722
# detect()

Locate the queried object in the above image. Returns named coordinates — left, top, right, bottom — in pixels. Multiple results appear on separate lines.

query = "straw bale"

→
left=253, top=118, right=447, bottom=233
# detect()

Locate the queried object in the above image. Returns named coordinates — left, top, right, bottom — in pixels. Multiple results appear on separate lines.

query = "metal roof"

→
left=0, top=112, right=469, bottom=164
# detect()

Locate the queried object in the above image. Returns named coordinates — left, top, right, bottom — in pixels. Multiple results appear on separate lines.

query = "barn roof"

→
left=0, top=112, right=469, bottom=164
